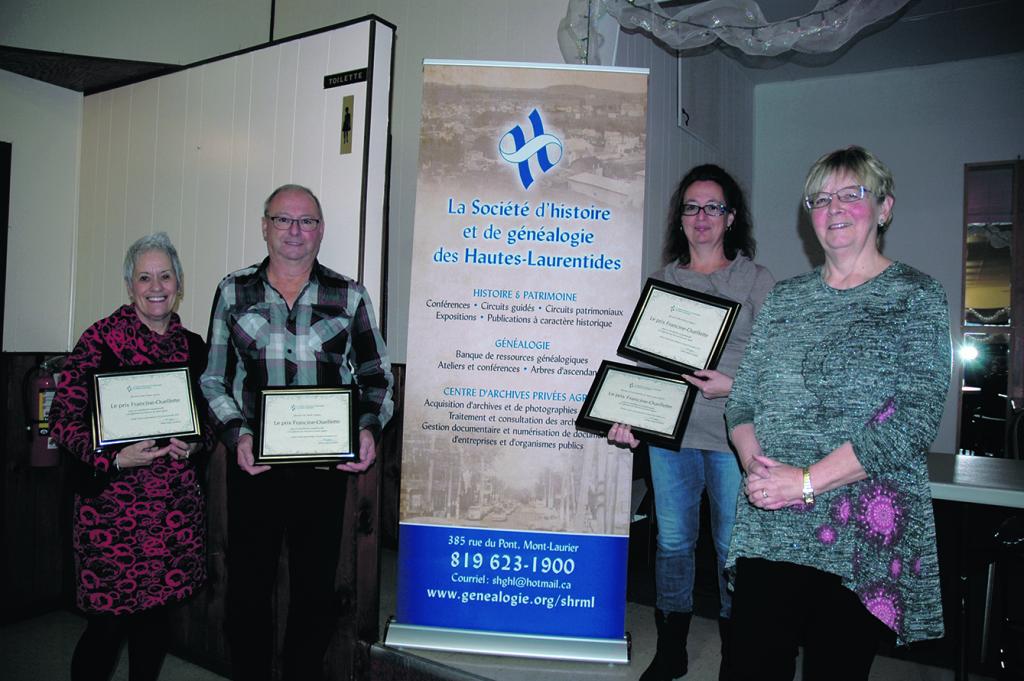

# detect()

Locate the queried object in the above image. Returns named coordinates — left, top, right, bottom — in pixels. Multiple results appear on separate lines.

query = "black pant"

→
left=71, top=608, right=168, bottom=681
left=225, top=466, right=348, bottom=681
left=728, top=558, right=894, bottom=681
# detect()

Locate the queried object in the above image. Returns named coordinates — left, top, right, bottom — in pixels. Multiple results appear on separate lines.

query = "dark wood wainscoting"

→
left=2, top=356, right=412, bottom=681
left=165, top=364, right=407, bottom=680
left=1, top=353, right=76, bottom=622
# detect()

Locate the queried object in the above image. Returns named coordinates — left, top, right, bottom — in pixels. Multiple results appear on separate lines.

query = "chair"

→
left=981, top=404, right=1024, bottom=678
left=1007, top=404, right=1024, bottom=460
left=991, top=515, right=1024, bottom=679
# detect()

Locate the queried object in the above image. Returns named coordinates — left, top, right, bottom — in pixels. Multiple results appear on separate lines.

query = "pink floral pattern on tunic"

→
left=856, top=481, right=906, bottom=548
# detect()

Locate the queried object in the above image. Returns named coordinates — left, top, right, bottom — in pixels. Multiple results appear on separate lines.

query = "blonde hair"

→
left=804, top=146, right=894, bottom=233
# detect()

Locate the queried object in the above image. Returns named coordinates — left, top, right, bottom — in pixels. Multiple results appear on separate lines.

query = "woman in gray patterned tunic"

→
left=724, top=146, right=951, bottom=680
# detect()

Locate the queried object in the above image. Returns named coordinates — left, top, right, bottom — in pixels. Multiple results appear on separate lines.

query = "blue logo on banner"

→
left=499, top=109, right=563, bottom=190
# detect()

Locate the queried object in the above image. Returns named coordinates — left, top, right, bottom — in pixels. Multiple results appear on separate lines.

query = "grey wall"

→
left=0, top=0, right=271, bottom=65
left=751, top=53, right=1024, bottom=453
left=615, top=30, right=754, bottom=280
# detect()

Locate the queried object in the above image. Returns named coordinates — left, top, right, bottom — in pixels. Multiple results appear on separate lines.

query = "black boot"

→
left=717, top=617, right=731, bottom=681
left=640, top=609, right=691, bottom=681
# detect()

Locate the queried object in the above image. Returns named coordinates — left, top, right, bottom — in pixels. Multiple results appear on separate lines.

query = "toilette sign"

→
left=323, top=68, right=367, bottom=88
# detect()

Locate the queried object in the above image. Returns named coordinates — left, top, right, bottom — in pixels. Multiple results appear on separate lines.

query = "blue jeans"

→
left=648, top=446, right=741, bottom=617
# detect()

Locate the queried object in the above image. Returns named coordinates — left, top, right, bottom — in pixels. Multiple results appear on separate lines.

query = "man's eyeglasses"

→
left=804, top=185, right=872, bottom=210
left=266, top=215, right=322, bottom=231
left=681, top=202, right=729, bottom=217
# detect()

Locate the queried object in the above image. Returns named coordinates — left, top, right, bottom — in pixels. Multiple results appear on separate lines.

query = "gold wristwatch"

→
left=802, top=466, right=815, bottom=506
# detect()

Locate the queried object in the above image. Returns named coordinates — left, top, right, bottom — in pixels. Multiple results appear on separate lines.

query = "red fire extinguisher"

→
left=24, top=356, right=64, bottom=467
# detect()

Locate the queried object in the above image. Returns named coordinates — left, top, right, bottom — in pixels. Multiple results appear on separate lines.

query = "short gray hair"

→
left=263, top=184, right=324, bottom=221
left=123, top=232, right=184, bottom=290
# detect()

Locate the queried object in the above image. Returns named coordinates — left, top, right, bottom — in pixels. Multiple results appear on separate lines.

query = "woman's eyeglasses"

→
left=681, top=202, right=729, bottom=217
left=804, top=185, right=872, bottom=210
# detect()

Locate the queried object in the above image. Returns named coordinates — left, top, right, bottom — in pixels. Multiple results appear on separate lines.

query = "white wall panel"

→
left=102, top=87, right=132, bottom=314
left=178, top=68, right=206, bottom=326
left=74, top=92, right=106, bottom=342
left=316, top=28, right=370, bottom=288
left=125, top=79, right=159, bottom=253
left=189, top=57, right=238, bottom=328
left=152, top=71, right=193, bottom=302
left=271, top=43, right=301, bottom=191
left=73, top=18, right=394, bottom=345
left=0, top=70, right=81, bottom=352
left=243, top=49, right=282, bottom=270
left=295, top=37, right=333, bottom=194
left=220, top=55, right=256, bottom=317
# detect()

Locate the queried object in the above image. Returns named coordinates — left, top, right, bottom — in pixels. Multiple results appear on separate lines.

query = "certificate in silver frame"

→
left=255, top=386, right=358, bottom=465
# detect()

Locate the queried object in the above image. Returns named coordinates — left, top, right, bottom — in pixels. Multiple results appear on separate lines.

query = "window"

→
left=957, top=161, right=1023, bottom=456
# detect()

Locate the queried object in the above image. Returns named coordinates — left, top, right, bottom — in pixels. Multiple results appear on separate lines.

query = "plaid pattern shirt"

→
left=200, top=257, right=393, bottom=449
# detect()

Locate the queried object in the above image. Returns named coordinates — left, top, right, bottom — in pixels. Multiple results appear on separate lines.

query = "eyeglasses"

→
left=681, top=202, right=729, bottom=217
left=804, top=185, right=872, bottom=210
left=266, top=215, right=322, bottom=231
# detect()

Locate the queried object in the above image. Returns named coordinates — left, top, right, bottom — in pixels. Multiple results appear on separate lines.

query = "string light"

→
left=965, top=307, right=1010, bottom=326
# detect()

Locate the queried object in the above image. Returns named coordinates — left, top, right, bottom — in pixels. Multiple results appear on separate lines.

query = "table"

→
left=929, top=452, right=1024, bottom=509
left=928, top=453, right=1024, bottom=681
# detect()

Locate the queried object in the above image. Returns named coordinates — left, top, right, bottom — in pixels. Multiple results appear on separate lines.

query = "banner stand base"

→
left=383, top=618, right=630, bottom=664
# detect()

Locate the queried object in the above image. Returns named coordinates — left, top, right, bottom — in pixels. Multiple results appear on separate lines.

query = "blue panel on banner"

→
left=396, top=523, right=627, bottom=639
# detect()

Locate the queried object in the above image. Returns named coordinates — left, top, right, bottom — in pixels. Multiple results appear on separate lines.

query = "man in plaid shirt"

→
left=201, top=184, right=393, bottom=681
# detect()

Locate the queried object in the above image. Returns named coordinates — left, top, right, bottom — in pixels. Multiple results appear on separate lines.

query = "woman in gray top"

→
left=725, top=147, right=951, bottom=680
left=609, top=164, right=773, bottom=681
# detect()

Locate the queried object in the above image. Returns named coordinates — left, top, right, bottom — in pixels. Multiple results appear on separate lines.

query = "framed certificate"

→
left=575, top=361, right=695, bottom=449
left=91, top=366, right=201, bottom=449
left=254, top=387, right=358, bottom=465
left=618, top=278, right=741, bottom=373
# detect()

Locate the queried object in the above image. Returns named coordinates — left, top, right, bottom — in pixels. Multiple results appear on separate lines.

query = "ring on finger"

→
left=762, top=488, right=768, bottom=499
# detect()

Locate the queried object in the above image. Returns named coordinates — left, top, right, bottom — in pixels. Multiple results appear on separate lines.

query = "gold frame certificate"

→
left=618, top=278, right=741, bottom=373
left=575, top=361, right=694, bottom=449
left=255, top=387, right=358, bottom=465
left=91, top=366, right=201, bottom=448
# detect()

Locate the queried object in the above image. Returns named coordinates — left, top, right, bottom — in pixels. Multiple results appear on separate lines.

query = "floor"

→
left=0, top=545, right=997, bottom=681
left=393, top=611, right=992, bottom=681
left=0, top=608, right=224, bottom=681
left=376, top=545, right=996, bottom=681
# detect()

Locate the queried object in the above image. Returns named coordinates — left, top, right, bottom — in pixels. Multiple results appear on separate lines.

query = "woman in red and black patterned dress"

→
left=50, top=232, right=212, bottom=681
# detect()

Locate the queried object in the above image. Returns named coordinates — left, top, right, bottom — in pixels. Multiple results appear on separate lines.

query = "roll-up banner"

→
left=386, top=60, right=648, bottom=663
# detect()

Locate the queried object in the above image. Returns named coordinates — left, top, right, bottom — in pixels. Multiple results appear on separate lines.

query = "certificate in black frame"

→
left=254, top=386, right=359, bottom=465
left=618, top=277, right=741, bottom=374
left=91, top=365, right=201, bottom=449
left=575, top=360, right=695, bottom=449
